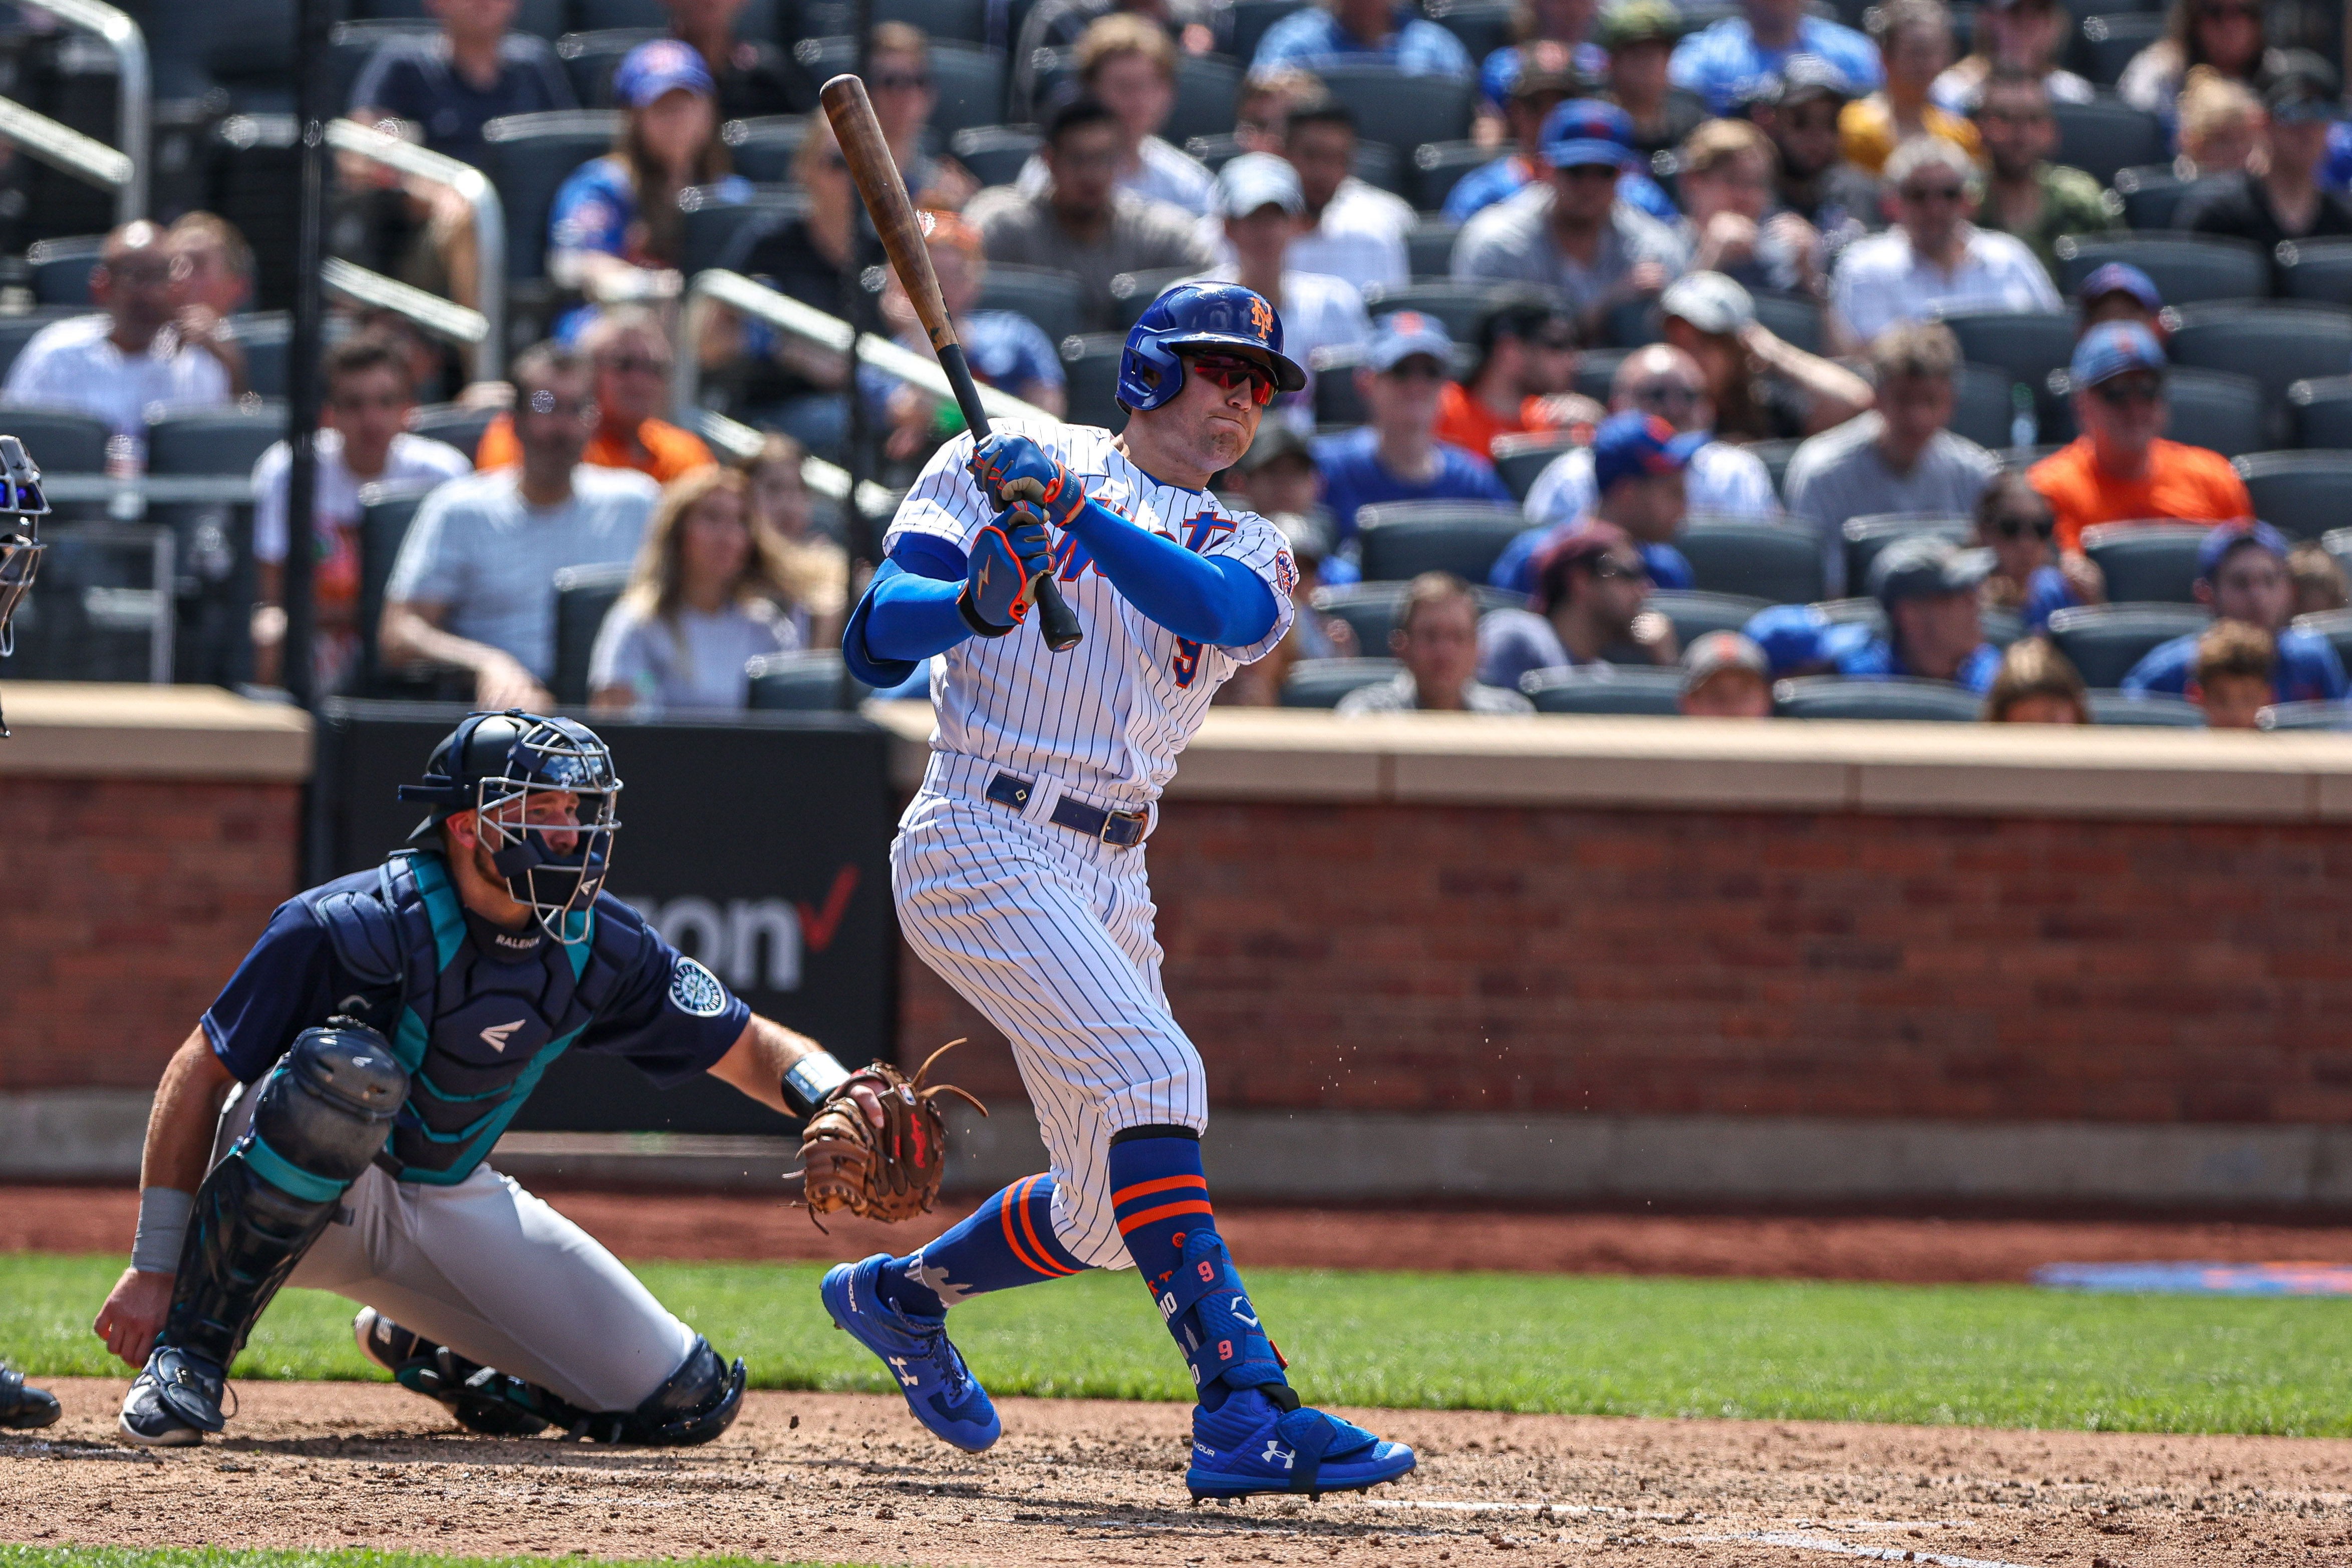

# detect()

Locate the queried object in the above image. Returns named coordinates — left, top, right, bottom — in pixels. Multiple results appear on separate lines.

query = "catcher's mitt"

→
left=794, top=1039, right=987, bottom=1227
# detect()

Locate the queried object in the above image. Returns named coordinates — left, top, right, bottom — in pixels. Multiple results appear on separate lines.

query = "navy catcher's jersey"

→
left=202, top=854, right=749, bottom=1179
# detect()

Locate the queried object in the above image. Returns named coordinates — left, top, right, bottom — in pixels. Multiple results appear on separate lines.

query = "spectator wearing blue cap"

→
left=2076, top=262, right=2165, bottom=340
left=1477, top=520, right=1678, bottom=692
left=1492, top=410, right=1703, bottom=597
left=1251, top=0, right=1475, bottom=78
left=1827, top=137, right=2059, bottom=354
left=1477, top=3, right=1611, bottom=131
left=2120, top=522, right=2347, bottom=705
left=1970, top=67, right=2118, bottom=281
left=1446, top=46, right=1684, bottom=227
left=1193, top=154, right=1371, bottom=433
left=547, top=40, right=749, bottom=302
left=1668, top=0, right=1882, bottom=117
left=1512, top=344, right=1780, bottom=556
left=348, top=0, right=576, bottom=169
left=1451, top=100, right=1688, bottom=337
left=2028, top=321, right=2253, bottom=554
left=1310, top=311, right=1515, bottom=541
left=1743, top=535, right=2003, bottom=690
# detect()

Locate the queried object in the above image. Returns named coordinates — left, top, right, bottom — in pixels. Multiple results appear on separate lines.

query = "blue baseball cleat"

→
left=1186, top=1386, right=1417, bottom=1500
left=820, top=1254, right=1000, bottom=1453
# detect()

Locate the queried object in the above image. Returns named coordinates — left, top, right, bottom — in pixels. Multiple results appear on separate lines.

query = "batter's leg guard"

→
left=1, top=1367, right=60, bottom=1430
left=122, top=1025, right=405, bottom=1446
left=1164, top=1231, right=1417, bottom=1501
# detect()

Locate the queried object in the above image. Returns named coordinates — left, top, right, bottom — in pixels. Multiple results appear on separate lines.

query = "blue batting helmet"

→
left=1115, top=281, right=1308, bottom=414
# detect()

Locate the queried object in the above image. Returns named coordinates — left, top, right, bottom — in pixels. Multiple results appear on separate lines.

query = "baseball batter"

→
left=92, top=711, right=887, bottom=1447
left=831, top=281, right=1416, bottom=1499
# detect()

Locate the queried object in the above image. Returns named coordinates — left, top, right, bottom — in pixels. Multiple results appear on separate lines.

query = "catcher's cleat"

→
left=1184, top=1387, right=1416, bottom=1501
left=354, top=1307, right=555, bottom=1437
left=1, top=1367, right=60, bottom=1430
left=119, top=1346, right=224, bottom=1446
left=820, top=1253, right=1000, bottom=1453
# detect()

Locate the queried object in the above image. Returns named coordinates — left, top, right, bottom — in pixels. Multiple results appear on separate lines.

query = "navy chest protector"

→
left=315, top=850, right=626, bottom=1184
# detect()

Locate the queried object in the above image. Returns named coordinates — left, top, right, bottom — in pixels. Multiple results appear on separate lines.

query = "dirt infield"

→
left=9, top=1379, right=2347, bottom=1567
left=16, top=1185, right=2352, bottom=1282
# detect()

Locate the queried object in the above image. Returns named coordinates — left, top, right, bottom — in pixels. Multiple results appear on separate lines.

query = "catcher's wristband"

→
left=131, top=1185, right=194, bottom=1274
left=782, top=1051, right=854, bottom=1119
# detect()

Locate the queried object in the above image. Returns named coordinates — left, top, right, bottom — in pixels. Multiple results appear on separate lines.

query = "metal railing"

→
left=687, top=407, right=897, bottom=519
left=0, top=0, right=149, bottom=224
left=325, top=118, right=506, bottom=379
left=674, top=269, right=1054, bottom=429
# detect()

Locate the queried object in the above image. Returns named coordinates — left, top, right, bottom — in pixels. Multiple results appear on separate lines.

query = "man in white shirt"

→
left=1828, top=136, right=2061, bottom=353
left=1521, top=343, right=1781, bottom=529
left=2, top=221, right=231, bottom=449
left=250, top=333, right=474, bottom=694
left=1194, top=153, right=1370, bottom=432
left=381, top=342, right=657, bottom=710
left=1018, top=14, right=1216, bottom=215
left=1246, top=95, right=1414, bottom=295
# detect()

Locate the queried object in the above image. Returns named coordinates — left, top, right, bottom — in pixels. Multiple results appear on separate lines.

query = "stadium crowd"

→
left=4, top=0, right=2352, bottom=727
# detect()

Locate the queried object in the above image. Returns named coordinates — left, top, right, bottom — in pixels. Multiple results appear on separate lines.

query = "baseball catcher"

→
left=92, top=709, right=959, bottom=1445
left=0, top=431, right=49, bottom=739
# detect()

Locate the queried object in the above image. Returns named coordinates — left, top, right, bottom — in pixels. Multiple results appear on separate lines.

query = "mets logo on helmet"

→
left=1248, top=296, right=1273, bottom=341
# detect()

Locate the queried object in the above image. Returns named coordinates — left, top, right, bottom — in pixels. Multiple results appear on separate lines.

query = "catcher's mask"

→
left=397, top=710, right=622, bottom=944
left=0, top=433, right=52, bottom=661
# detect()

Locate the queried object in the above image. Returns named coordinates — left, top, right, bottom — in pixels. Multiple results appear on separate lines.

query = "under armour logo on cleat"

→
left=1262, top=1440, right=1294, bottom=1469
left=480, top=1019, right=525, bottom=1053
left=888, top=1355, right=920, bottom=1389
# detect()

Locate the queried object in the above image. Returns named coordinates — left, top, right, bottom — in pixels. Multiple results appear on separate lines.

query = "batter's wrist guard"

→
left=956, top=584, right=1017, bottom=638
left=782, top=1051, right=854, bottom=1119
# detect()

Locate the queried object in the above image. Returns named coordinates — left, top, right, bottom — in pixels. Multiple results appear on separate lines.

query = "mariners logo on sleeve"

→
left=669, top=956, right=730, bottom=1017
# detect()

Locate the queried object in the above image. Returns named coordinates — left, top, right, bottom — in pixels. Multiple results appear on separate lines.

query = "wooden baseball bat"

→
left=819, top=73, right=1084, bottom=654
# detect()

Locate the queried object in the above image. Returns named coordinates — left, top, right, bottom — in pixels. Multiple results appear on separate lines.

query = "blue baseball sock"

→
left=872, top=1173, right=1089, bottom=1318
left=1106, top=1127, right=1220, bottom=1300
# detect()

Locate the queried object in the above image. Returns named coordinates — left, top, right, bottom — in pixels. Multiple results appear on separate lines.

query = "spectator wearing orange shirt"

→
left=1434, top=291, right=1599, bottom=456
left=2027, top=321, right=2249, bottom=553
left=475, top=307, right=715, bottom=482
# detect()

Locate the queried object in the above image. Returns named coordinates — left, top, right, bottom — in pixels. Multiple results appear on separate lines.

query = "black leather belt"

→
left=986, top=771, right=1147, bottom=848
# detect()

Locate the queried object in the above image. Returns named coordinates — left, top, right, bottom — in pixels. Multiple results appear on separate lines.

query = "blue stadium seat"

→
left=1622, top=590, right=1773, bottom=662
left=2080, top=522, right=2206, bottom=604
left=2043, top=366, right=2273, bottom=459
left=405, top=403, right=498, bottom=464
left=2276, top=239, right=2352, bottom=310
left=26, top=235, right=104, bottom=306
left=975, top=264, right=1087, bottom=347
left=2289, top=377, right=2352, bottom=450
left=575, top=0, right=778, bottom=35
left=2233, top=451, right=2352, bottom=542
left=1750, top=290, right=1826, bottom=355
left=1356, top=501, right=1528, bottom=583
left=1314, top=66, right=1477, bottom=163
left=1489, top=431, right=1577, bottom=503
left=1425, top=0, right=1517, bottom=62
left=481, top=111, right=628, bottom=285
left=1058, top=333, right=1125, bottom=430
left=1935, top=308, right=2075, bottom=431
left=1166, top=55, right=1244, bottom=147
left=2289, top=610, right=2352, bottom=678
left=2052, top=233, right=2267, bottom=305
left=1361, top=280, right=1509, bottom=344
left=1522, top=665, right=1685, bottom=714
left=1677, top=516, right=1825, bottom=605
left=2088, top=691, right=2205, bottom=727
left=2168, top=305, right=2352, bottom=447
left=356, top=482, right=443, bottom=695
left=354, top=0, right=567, bottom=39
left=1951, top=364, right=2026, bottom=450
left=1310, top=580, right=1526, bottom=651
left=722, top=116, right=807, bottom=182
left=1314, top=343, right=1369, bottom=425
left=2047, top=96, right=2169, bottom=187
left=1773, top=676, right=1984, bottom=721
left=2109, top=163, right=2196, bottom=230
left=1841, top=514, right=1970, bottom=601
left=952, top=124, right=1041, bottom=188
left=1406, top=219, right=1463, bottom=279
left=1281, top=656, right=1403, bottom=708
left=683, top=187, right=802, bottom=277
left=1412, top=142, right=1491, bottom=216
left=747, top=650, right=871, bottom=709
left=2045, top=601, right=2208, bottom=688
left=0, top=404, right=108, bottom=474
left=1747, top=438, right=1802, bottom=502
left=551, top=561, right=634, bottom=708
left=1110, top=266, right=1197, bottom=330
left=146, top=405, right=286, bottom=477
left=2071, top=13, right=2165, bottom=86
left=558, top=28, right=663, bottom=105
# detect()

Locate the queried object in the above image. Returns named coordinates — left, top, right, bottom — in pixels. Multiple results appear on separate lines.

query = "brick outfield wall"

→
left=901, top=801, right=2352, bottom=1128
left=0, top=777, right=304, bottom=1092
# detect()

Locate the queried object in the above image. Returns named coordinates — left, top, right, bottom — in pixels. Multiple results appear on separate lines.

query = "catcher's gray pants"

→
left=219, top=1090, right=695, bottom=1412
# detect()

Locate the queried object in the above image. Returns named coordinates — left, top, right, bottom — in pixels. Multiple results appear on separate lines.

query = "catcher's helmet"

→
left=1115, top=281, right=1307, bottom=415
left=0, top=434, right=53, bottom=661
left=397, top=710, right=622, bottom=944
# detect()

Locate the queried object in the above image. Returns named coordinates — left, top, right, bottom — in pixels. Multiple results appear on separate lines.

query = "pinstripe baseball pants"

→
left=892, top=753, right=1206, bottom=1271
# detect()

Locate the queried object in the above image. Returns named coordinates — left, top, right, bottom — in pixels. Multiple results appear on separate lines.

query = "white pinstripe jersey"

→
left=885, top=420, right=1298, bottom=808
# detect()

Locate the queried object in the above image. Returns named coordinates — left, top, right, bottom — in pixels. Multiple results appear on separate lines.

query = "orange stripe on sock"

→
left=1115, top=1198, right=1215, bottom=1235
left=1110, top=1173, right=1210, bottom=1208
left=999, top=1175, right=1053, bottom=1278
left=1015, top=1179, right=1080, bottom=1276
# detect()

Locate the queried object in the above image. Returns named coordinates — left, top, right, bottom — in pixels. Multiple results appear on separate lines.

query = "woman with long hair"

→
left=1839, top=0, right=1982, bottom=174
left=548, top=39, right=746, bottom=301
left=1929, top=0, right=2092, bottom=114
left=2119, top=0, right=2286, bottom=124
left=588, top=465, right=800, bottom=713
left=742, top=432, right=850, bottom=651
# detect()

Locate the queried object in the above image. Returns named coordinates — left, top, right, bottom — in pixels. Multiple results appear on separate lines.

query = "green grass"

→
left=10, top=1251, right=2352, bottom=1437
left=0, top=1549, right=871, bottom=1568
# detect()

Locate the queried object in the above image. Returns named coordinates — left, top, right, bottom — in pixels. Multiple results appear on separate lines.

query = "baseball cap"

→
left=1679, top=630, right=1769, bottom=697
left=1869, top=536, right=1994, bottom=608
left=1590, top=410, right=1705, bottom=493
left=1762, top=53, right=1857, bottom=106
left=2068, top=320, right=2166, bottom=390
left=2263, top=52, right=2341, bottom=122
left=1530, top=520, right=1638, bottom=612
left=1599, top=0, right=1684, bottom=52
left=1501, top=40, right=1585, bottom=103
left=612, top=39, right=716, bottom=108
left=2196, top=519, right=2290, bottom=583
left=1541, top=99, right=1635, bottom=171
left=1367, top=310, right=1454, bottom=372
left=2079, top=262, right=2162, bottom=315
left=1216, top=152, right=1305, bottom=218
left=1660, top=271, right=1755, bottom=337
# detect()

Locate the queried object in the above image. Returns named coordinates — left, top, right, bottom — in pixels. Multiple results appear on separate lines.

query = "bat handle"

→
left=941, top=342, right=1083, bottom=654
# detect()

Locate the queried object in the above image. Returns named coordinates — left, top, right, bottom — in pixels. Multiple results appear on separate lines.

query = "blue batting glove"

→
left=967, top=433, right=1084, bottom=532
left=957, top=503, right=1056, bottom=637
